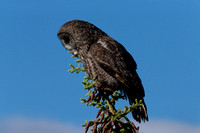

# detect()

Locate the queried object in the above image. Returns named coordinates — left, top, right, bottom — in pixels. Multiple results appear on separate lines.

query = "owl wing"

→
left=88, top=37, right=145, bottom=97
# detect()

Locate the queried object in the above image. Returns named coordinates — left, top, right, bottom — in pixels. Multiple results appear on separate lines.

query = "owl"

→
left=57, top=20, right=148, bottom=123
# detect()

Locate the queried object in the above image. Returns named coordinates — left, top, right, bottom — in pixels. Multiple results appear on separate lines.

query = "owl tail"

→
left=127, top=95, right=148, bottom=123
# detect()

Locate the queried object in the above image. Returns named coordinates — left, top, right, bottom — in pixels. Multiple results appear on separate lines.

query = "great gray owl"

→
left=57, top=20, right=148, bottom=123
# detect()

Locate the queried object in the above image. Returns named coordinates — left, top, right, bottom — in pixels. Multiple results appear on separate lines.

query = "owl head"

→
left=57, top=20, right=107, bottom=56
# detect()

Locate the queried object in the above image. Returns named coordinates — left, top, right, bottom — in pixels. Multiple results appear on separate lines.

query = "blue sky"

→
left=0, top=0, right=200, bottom=132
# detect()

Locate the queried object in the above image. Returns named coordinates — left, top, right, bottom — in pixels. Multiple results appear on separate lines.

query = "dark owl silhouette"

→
left=57, top=20, right=148, bottom=123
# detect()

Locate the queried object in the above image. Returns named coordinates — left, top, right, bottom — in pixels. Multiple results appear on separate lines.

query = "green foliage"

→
left=68, top=56, right=142, bottom=133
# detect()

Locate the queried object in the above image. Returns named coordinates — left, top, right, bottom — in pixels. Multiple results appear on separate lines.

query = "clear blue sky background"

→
left=0, top=0, right=200, bottom=129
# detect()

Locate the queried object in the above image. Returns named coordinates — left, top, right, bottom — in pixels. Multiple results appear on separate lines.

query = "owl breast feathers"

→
left=57, top=20, right=148, bottom=123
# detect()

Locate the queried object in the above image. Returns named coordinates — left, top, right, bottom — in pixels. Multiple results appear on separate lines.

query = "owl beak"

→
left=72, top=50, right=78, bottom=56
left=62, top=43, right=78, bottom=56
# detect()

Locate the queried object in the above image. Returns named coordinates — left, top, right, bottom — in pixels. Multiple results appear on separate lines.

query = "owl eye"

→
left=63, top=36, right=70, bottom=44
